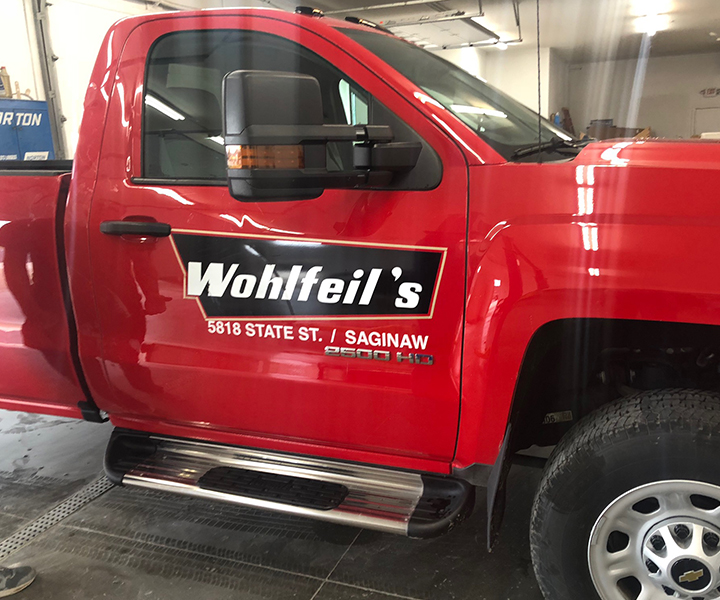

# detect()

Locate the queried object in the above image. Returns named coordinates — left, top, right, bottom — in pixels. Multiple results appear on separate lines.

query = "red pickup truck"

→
left=2, top=8, right=720, bottom=600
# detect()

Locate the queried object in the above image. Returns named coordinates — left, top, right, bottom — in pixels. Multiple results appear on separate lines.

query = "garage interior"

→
left=1, top=0, right=720, bottom=599
left=4, top=0, right=720, bottom=159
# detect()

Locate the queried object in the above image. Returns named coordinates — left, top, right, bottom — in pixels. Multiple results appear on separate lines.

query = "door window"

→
left=143, top=30, right=371, bottom=180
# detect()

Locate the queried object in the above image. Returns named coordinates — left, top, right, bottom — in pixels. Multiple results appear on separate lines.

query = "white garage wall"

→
left=569, top=51, right=720, bottom=138
left=47, top=0, right=158, bottom=156
left=483, top=47, right=550, bottom=116
left=435, top=46, right=570, bottom=119
left=45, top=0, right=283, bottom=157
left=548, top=48, right=570, bottom=120
left=0, top=0, right=43, bottom=101
left=434, top=47, right=485, bottom=79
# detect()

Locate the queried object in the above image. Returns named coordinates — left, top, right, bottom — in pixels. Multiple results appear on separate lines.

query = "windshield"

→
left=340, top=28, right=576, bottom=161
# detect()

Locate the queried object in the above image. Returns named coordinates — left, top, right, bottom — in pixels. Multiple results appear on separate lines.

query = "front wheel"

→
left=530, top=390, right=720, bottom=600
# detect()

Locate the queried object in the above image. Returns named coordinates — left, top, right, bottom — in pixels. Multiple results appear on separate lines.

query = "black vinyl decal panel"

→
left=172, top=231, right=445, bottom=319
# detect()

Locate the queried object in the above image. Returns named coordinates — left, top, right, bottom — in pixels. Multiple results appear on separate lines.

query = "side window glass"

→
left=142, top=30, right=373, bottom=181
left=339, top=80, right=369, bottom=125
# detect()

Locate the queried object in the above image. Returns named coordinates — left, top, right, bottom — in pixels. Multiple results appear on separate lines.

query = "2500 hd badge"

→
left=171, top=231, right=446, bottom=320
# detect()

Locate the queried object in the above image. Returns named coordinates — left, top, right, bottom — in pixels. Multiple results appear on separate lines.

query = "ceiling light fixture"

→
left=632, top=0, right=672, bottom=36
left=635, top=13, right=671, bottom=36
left=631, top=0, right=673, bottom=17
left=495, top=41, right=508, bottom=50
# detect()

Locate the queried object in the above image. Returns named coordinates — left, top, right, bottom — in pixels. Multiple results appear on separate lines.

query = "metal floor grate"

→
left=0, top=476, right=114, bottom=561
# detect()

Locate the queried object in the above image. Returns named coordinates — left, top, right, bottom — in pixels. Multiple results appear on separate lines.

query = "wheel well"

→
left=509, top=319, right=720, bottom=453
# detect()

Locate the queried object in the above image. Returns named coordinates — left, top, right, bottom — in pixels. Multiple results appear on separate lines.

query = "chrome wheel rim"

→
left=588, top=480, right=720, bottom=599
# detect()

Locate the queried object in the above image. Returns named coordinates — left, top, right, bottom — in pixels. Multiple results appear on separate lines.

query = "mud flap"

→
left=486, top=425, right=512, bottom=551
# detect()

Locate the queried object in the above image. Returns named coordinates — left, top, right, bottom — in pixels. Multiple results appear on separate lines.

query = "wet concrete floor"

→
left=0, top=409, right=545, bottom=599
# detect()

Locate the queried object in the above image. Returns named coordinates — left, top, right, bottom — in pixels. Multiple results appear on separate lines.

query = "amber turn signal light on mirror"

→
left=226, top=145, right=305, bottom=170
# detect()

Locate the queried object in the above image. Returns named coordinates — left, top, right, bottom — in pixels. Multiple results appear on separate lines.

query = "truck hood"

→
left=576, top=139, right=720, bottom=171
left=471, top=137, right=720, bottom=231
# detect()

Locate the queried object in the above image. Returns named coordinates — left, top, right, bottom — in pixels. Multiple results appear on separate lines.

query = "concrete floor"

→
left=0, top=409, right=545, bottom=600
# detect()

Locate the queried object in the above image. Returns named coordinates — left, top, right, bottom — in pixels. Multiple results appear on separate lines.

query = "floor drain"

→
left=0, top=476, right=114, bottom=561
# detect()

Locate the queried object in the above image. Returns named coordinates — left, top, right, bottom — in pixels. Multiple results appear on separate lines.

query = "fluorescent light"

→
left=208, top=136, right=224, bottom=145
left=631, top=0, right=673, bottom=17
left=451, top=105, right=508, bottom=118
left=635, top=13, right=670, bottom=36
left=495, top=41, right=508, bottom=50
left=145, top=94, right=185, bottom=121
left=632, top=0, right=672, bottom=36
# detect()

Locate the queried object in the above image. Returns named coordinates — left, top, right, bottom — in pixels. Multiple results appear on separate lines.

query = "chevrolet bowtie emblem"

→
left=679, top=569, right=705, bottom=584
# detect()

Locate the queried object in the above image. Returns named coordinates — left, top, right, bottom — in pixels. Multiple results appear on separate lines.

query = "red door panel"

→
left=86, top=15, right=468, bottom=469
left=0, top=173, right=85, bottom=417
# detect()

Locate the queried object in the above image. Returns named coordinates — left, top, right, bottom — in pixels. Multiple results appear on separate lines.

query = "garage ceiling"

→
left=302, top=0, right=720, bottom=62
left=142, top=0, right=720, bottom=63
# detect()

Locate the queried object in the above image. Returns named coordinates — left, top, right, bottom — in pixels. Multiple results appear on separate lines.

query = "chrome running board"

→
left=105, top=429, right=473, bottom=537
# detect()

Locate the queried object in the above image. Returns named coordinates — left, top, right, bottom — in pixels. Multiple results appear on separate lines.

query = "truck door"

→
left=86, top=15, right=468, bottom=469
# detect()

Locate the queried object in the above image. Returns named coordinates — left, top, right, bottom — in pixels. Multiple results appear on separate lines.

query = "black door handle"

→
left=100, top=221, right=171, bottom=237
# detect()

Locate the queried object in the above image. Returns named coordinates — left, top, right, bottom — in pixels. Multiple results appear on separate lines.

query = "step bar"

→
left=105, top=429, right=474, bottom=538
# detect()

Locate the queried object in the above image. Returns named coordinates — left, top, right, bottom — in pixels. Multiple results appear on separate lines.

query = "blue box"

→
left=0, top=99, right=55, bottom=161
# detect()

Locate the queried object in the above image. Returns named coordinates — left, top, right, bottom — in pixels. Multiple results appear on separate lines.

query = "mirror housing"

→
left=222, top=70, right=421, bottom=201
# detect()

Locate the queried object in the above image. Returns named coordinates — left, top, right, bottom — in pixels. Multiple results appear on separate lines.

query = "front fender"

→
left=455, top=218, right=720, bottom=470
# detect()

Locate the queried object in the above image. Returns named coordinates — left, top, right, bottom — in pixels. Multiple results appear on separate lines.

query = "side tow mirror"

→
left=222, top=70, right=421, bottom=201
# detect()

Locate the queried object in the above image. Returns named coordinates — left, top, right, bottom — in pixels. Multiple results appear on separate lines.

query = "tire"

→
left=530, top=389, right=720, bottom=600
